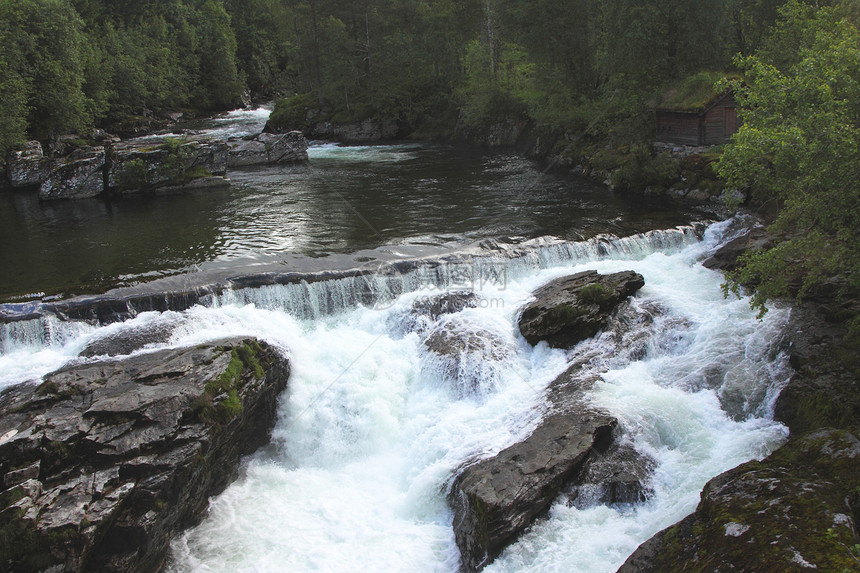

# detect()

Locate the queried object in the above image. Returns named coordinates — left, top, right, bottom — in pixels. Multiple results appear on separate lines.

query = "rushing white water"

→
left=0, top=219, right=791, bottom=572
left=308, top=142, right=424, bottom=162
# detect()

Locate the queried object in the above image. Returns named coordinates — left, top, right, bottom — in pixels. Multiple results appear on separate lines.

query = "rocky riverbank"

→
left=4, top=129, right=308, bottom=201
left=0, top=338, right=290, bottom=572
left=265, top=95, right=731, bottom=205
left=617, top=303, right=860, bottom=573
left=616, top=220, right=860, bottom=573
left=443, top=220, right=859, bottom=572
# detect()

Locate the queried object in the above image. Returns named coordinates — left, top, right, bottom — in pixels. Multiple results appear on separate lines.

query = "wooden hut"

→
left=655, top=87, right=741, bottom=146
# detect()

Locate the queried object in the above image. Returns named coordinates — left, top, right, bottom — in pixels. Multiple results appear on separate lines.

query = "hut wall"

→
left=656, top=112, right=701, bottom=146
left=703, top=96, right=740, bottom=144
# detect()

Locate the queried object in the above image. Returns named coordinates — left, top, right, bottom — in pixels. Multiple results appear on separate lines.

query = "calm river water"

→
left=0, top=108, right=702, bottom=301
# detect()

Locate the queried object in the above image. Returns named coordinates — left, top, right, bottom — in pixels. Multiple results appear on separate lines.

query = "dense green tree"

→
left=0, top=0, right=91, bottom=140
left=717, top=1, right=860, bottom=314
left=0, top=56, right=29, bottom=152
left=196, top=0, right=243, bottom=109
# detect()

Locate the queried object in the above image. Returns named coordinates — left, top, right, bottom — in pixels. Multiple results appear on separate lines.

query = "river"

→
left=0, top=107, right=790, bottom=572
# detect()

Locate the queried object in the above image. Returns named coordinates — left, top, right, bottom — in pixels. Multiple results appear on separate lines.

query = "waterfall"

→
left=0, top=225, right=702, bottom=351
left=0, top=220, right=791, bottom=573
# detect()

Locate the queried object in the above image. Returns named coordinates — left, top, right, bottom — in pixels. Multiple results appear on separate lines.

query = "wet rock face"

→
left=618, top=299, right=860, bottom=573
left=409, top=292, right=481, bottom=329
left=618, top=429, right=860, bottom=573
left=518, top=270, right=645, bottom=348
left=226, top=130, right=309, bottom=167
left=421, top=316, right=514, bottom=399
left=702, top=217, right=772, bottom=272
left=6, top=141, right=51, bottom=188
left=402, top=292, right=511, bottom=399
left=107, top=138, right=229, bottom=193
left=304, top=118, right=402, bottom=142
left=774, top=303, right=859, bottom=435
left=79, top=315, right=185, bottom=358
left=565, top=441, right=656, bottom=508
left=449, top=366, right=618, bottom=572
left=39, top=146, right=106, bottom=200
left=0, top=337, right=289, bottom=572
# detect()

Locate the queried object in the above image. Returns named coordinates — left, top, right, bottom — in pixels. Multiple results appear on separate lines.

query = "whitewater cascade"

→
left=0, top=219, right=790, bottom=572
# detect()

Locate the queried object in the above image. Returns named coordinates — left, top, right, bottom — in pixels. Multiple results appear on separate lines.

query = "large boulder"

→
left=392, top=292, right=481, bottom=336
left=518, top=270, right=645, bottom=348
left=107, top=138, right=228, bottom=193
left=39, top=146, right=106, bottom=200
left=79, top=315, right=186, bottom=358
left=565, top=441, right=656, bottom=508
left=226, top=131, right=309, bottom=167
left=773, top=304, right=859, bottom=435
left=306, top=118, right=402, bottom=142
left=0, top=337, right=289, bottom=572
left=449, top=366, right=617, bottom=572
left=6, top=141, right=51, bottom=188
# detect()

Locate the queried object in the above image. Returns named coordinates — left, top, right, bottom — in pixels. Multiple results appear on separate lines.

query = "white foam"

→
left=0, top=221, right=790, bottom=572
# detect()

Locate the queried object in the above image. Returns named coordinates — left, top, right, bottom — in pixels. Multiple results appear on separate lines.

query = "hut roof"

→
left=655, top=72, right=738, bottom=113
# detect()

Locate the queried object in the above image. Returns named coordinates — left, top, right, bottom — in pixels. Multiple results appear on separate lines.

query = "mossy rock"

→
left=194, top=340, right=270, bottom=425
left=619, top=429, right=860, bottom=573
left=267, top=92, right=325, bottom=132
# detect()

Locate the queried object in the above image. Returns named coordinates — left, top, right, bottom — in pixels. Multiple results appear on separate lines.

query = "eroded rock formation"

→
left=0, top=337, right=289, bottom=572
left=518, top=270, right=645, bottom=348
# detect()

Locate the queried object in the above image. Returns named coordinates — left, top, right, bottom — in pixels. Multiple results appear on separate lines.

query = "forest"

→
left=1, top=0, right=858, bottom=322
left=0, top=0, right=852, bottom=148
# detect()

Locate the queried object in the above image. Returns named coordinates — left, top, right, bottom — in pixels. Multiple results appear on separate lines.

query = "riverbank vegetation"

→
left=717, top=2, right=860, bottom=335
left=1, top=0, right=858, bottom=325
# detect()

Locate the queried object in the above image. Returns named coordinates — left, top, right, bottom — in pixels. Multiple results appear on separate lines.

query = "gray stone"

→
left=79, top=317, right=184, bottom=358
left=39, top=146, right=106, bottom=200
left=518, top=270, right=645, bottom=349
left=422, top=317, right=514, bottom=398
left=565, top=441, right=655, bottom=508
left=397, top=292, right=482, bottom=335
left=107, top=138, right=228, bottom=193
left=307, top=118, right=401, bottom=142
left=666, top=187, right=688, bottom=200
left=227, top=131, right=308, bottom=167
left=702, top=217, right=773, bottom=271
left=617, top=430, right=860, bottom=573
left=684, top=188, right=712, bottom=202
left=6, top=141, right=51, bottom=188
left=449, top=365, right=617, bottom=571
left=0, top=337, right=289, bottom=573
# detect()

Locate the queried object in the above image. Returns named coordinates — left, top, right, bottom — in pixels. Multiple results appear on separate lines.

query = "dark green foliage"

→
left=35, top=381, right=59, bottom=396
left=542, top=304, right=586, bottom=328
left=196, top=0, right=243, bottom=109
left=609, top=146, right=682, bottom=192
left=116, top=159, right=149, bottom=192
left=268, top=93, right=322, bottom=132
left=0, top=0, right=250, bottom=156
left=0, top=0, right=90, bottom=142
left=717, top=1, right=860, bottom=320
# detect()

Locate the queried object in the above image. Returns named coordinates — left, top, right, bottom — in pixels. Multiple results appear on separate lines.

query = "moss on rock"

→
left=194, top=340, right=270, bottom=425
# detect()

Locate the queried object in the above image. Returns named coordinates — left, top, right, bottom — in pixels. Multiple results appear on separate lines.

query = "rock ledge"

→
left=0, top=337, right=289, bottom=572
